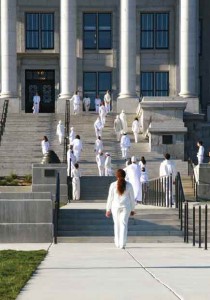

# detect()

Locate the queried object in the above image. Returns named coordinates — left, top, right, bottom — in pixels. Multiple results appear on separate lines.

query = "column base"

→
left=117, top=96, right=139, bottom=114
left=181, top=97, right=200, bottom=114
left=0, top=97, right=20, bottom=113
left=56, top=97, right=75, bottom=114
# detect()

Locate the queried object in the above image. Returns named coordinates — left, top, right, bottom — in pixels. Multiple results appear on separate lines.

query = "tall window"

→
left=141, top=13, right=169, bottom=49
left=141, top=72, right=169, bottom=96
left=83, top=13, right=112, bottom=49
left=26, top=13, right=54, bottom=49
left=83, top=72, right=112, bottom=109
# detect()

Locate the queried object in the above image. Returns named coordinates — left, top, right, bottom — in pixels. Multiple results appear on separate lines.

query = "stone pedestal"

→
left=195, top=164, right=210, bottom=200
left=140, top=97, right=187, bottom=159
left=117, top=97, right=139, bottom=114
left=32, top=164, right=68, bottom=201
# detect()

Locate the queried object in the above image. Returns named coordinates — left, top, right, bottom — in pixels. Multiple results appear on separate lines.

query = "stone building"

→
left=0, top=0, right=209, bottom=116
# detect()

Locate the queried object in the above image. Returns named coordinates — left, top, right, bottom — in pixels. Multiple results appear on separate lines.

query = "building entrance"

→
left=25, top=70, right=55, bottom=113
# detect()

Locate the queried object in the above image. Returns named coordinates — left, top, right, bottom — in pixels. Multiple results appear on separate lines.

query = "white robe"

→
left=99, top=105, right=106, bottom=126
left=132, top=120, right=140, bottom=143
left=95, top=98, right=101, bottom=113
left=94, top=119, right=103, bottom=138
left=119, top=112, right=128, bottom=133
left=104, top=93, right=111, bottom=113
left=105, top=156, right=112, bottom=176
left=33, top=95, right=40, bottom=113
left=67, top=150, right=76, bottom=176
left=72, top=138, right=83, bottom=162
left=94, top=139, right=103, bottom=154
left=69, top=129, right=76, bottom=145
left=197, top=145, right=204, bottom=164
left=41, top=140, right=49, bottom=155
left=83, top=97, right=91, bottom=112
left=126, top=163, right=142, bottom=202
left=96, top=154, right=105, bottom=176
left=56, top=123, right=65, bottom=144
left=114, top=117, right=123, bottom=141
left=72, top=168, right=81, bottom=200
left=71, top=95, right=80, bottom=114
left=106, top=181, right=135, bottom=248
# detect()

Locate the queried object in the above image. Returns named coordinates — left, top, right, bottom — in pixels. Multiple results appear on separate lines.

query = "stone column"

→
left=59, top=0, right=76, bottom=99
left=0, top=0, right=17, bottom=98
left=117, top=0, right=138, bottom=113
left=179, top=0, right=198, bottom=101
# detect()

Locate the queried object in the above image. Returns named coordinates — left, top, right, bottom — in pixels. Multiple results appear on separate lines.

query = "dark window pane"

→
left=141, top=14, right=153, bottom=30
left=84, top=31, right=97, bottom=49
left=98, top=13, right=111, bottom=30
left=98, top=31, right=111, bottom=49
left=141, top=72, right=154, bottom=95
left=41, top=14, right=54, bottom=30
left=41, top=31, right=53, bottom=48
left=141, top=31, right=154, bottom=48
left=84, top=13, right=97, bottom=30
left=156, top=31, right=168, bottom=48
left=156, top=13, right=169, bottom=30
left=26, top=14, right=39, bottom=30
left=84, top=73, right=97, bottom=90
left=155, top=72, right=169, bottom=96
left=98, top=72, right=111, bottom=91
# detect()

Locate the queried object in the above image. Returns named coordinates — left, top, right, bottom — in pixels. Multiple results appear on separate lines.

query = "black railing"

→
left=188, top=158, right=198, bottom=201
left=143, top=175, right=173, bottom=207
left=0, top=99, right=9, bottom=145
left=63, top=100, right=70, bottom=163
left=53, top=172, right=60, bottom=244
left=175, top=172, right=185, bottom=230
left=183, top=202, right=208, bottom=250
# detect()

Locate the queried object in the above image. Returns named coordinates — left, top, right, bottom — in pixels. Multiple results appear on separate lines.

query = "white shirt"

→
left=197, top=145, right=204, bottom=157
left=106, top=181, right=135, bottom=211
left=104, top=93, right=111, bottom=103
left=120, top=135, right=131, bottom=148
left=56, top=123, right=65, bottom=136
left=33, top=95, right=40, bottom=104
left=41, top=140, right=49, bottom=155
left=71, top=94, right=80, bottom=105
left=132, top=120, right=140, bottom=133
left=159, top=159, right=176, bottom=181
left=95, top=139, right=103, bottom=153
left=72, top=168, right=81, bottom=178
left=83, top=97, right=90, bottom=105
left=96, top=154, right=105, bottom=167
left=72, top=138, right=83, bottom=152
left=95, top=98, right=101, bottom=106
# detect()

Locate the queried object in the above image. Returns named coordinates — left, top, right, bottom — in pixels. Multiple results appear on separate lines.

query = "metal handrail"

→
left=175, top=172, right=185, bottom=230
left=0, top=99, right=9, bottom=145
left=63, top=100, right=70, bottom=163
left=53, top=172, right=60, bottom=244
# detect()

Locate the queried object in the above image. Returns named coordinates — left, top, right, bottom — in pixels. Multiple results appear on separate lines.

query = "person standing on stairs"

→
left=69, top=127, right=76, bottom=145
left=95, top=95, right=101, bottom=113
left=41, top=136, right=50, bottom=155
left=120, top=133, right=131, bottom=159
left=83, top=94, right=91, bottom=112
left=114, top=115, right=123, bottom=141
left=70, top=91, right=81, bottom=115
left=104, top=90, right=111, bottom=114
left=119, top=110, right=128, bottom=133
left=139, top=156, right=148, bottom=174
left=72, top=135, right=83, bottom=162
left=94, top=117, right=103, bottom=138
left=72, top=163, right=81, bottom=200
left=33, top=92, right=41, bottom=114
left=67, top=145, right=76, bottom=176
left=94, top=136, right=104, bottom=155
left=197, top=140, right=205, bottom=164
left=140, top=167, right=149, bottom=204
left=106, top=169, right=135, bottom=249
left=126, top=156, right=142, bottom=204
left=99, top=102, right=106, bottom=126
left=105, top=152, right=113, bottom=176
left=96, top=151, right=105, bottom=176
left=56, top=120, right=65, bottom=145
left=132, top=117, right=140, bottom=143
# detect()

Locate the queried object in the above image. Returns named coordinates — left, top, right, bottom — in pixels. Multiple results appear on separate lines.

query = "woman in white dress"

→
left=69, top=127, right=76, bottom=145
left=41, top=136, right=50, bottom=155
left=56, top=120, right=65, bottom=145
left=106, top=169, right=135, bottom=249
left=72, top=163, right=81, bottom=200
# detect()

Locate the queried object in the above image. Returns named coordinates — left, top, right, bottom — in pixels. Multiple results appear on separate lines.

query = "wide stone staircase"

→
left=0, top=113, right=65, bottom=176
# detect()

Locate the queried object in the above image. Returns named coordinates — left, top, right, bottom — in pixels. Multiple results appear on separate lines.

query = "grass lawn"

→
left=0, top=250, right=47, bottom=300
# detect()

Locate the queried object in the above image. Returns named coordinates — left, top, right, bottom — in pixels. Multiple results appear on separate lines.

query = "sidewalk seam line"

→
left=126, top=249, right=183, bottom=300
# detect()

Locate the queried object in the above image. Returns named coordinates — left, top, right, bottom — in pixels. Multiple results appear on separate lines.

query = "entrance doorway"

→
left=25, top=70, right=55, bottom=113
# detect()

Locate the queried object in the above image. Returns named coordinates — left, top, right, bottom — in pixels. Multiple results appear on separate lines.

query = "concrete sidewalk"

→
left=15, top=243, right=210, bottom=300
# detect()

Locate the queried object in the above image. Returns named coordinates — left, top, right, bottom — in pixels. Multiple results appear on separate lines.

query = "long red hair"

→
left=116, top=169, right=126, bottom=195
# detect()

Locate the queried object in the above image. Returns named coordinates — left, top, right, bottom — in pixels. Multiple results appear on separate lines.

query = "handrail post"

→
left=186, top=202, right=189, bottom=243
left=184, top=202, right=187, bottom=242
left=205, top=204, right=208, bottom=250
left=193, top=206, right=195, bottom=246
left=199, top=205, right=202, bottom=248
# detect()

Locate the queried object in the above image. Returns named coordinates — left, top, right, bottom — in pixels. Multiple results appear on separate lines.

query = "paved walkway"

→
left=12, top=243, right=210, bottom=300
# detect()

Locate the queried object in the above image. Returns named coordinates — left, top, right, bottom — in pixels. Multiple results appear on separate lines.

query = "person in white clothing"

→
left=33, top=92, right=41, bottom=114
left=94, top=136, right=103, bottom=155
left=114, top=115, right=123, bottom=141
left=197, top=141, right=205, bottom=164
left=120, top=133, right=131, bottom=159
left=72, top=163, right=81, bottom=200
left=140, top=167, right=149, bottom=203
left=83, top=95, right=91, bottom=112
left=72, top=135, right=83, bottom=162
left=119, top=110, right=128, bottom=133
left=70, top=91, right=80, bottom=115
left=56, top=120, right=65, bottom=145
left=96, top=151, right=105, bottom=176
left=104, top=90, right=111, bottom=113
left=95, top=95, right=101, bottom=113
left=105, top=153, right=112, bottom=176
left=94, top=117, right=103, bottom=138
left=69, top=127, right=76, bottom=145
left=159, top=153, right=176, bottom=207
left=126, top=156, right=142, bottom=203
left=132, top=117, right=140, bottom=143
left=139, top=156, right=148, bottom=176
left=99, top=102, right=107, bottom=126
left=67, top=145, right=77, bottom=176
left=41, top=136, right=50, bottom=155
left=124, top=158, right=132, bottom=181
left=106, top=169, right=135, bottom=249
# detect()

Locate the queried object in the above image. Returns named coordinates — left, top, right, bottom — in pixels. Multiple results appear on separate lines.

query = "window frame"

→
left=141, top=71, right=169, bottom=96
left=83, top=12, right=112, bottom=50
left=140, top=12, right=169, bottom=50
left=25, top=12, right=54, bottom=50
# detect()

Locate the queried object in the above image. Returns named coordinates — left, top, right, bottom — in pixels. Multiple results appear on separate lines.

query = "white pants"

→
left=95, top=105, right=100, bottom=113
left=133, top=132, right=138, bottom=143
left=162, top=177, right=173, bottom=207
left=74, top=104, right=80, bottom=114
left=74, top=150, right=81, bottom=162
left=84, top=104, right=90, bottom=112
left=100, top=114, right=106, bottom=126
left=33, top=103, right=39, bottom=114
left=105, top=103, right=110, bottom=113
left=197, top=155, right=204, bottom=164
left=112, top=207, right=131, bottom=248
left=72, top=177, right=80, bottom=200
left=58, top=134, right=63, bottom=145
left=95, top=129, right=102, bottom=138
left=116, top=131, right=121, bottom=141
left=121, top=147, right=128, bottom=159
left=98, top=165, right=105, bottom=176
left=105, top=167, right=112, bottom=176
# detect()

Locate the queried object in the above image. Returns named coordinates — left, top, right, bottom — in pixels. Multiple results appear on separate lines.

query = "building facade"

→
left=0, top=0, right=209, bottom=114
